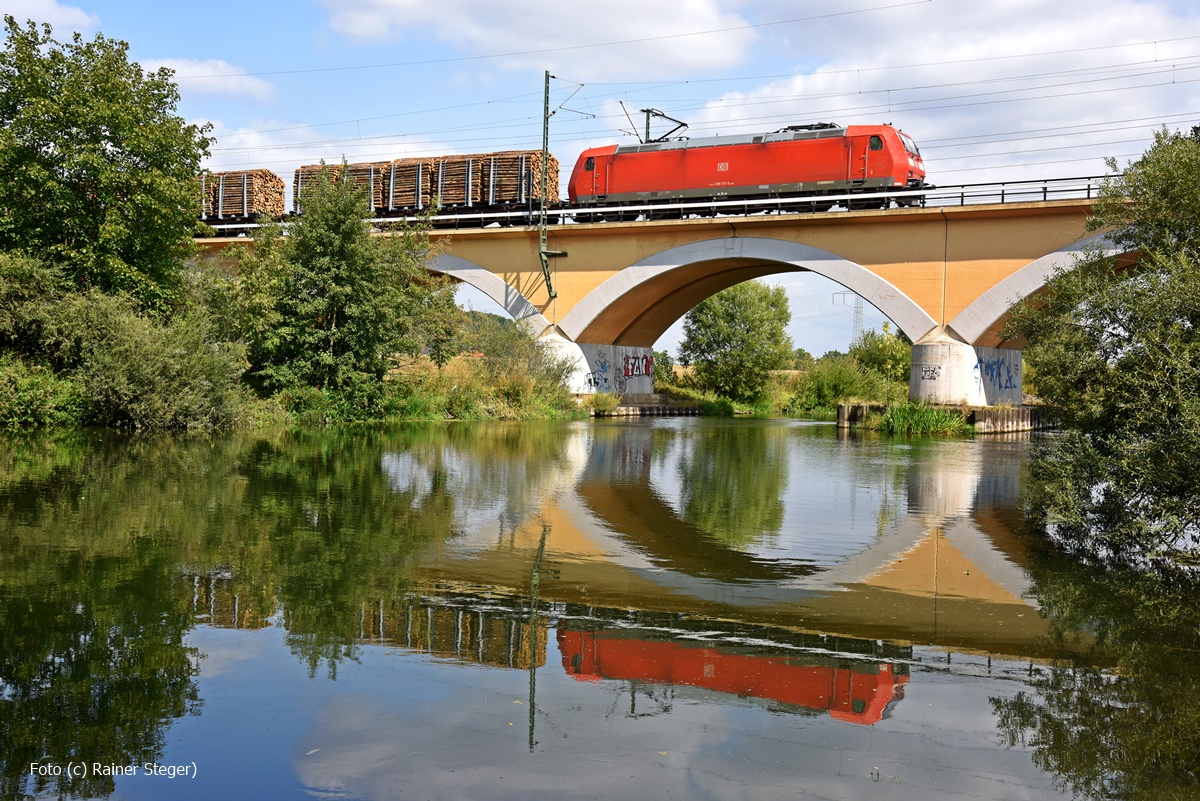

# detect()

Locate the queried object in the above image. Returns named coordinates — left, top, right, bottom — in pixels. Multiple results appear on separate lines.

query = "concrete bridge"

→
left=198, top=192, right=1123, bottom=403
left=425, top=196, right=1121, bottom=402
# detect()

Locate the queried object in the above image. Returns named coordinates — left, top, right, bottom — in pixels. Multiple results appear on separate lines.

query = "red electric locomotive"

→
left=568, top=122, right=925, bottom=210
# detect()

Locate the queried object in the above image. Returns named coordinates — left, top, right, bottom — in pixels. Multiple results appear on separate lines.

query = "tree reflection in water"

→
left=0, top=432, right=202, bottom=798
left=991, top=547, right=1200, bottom=801
left=674, top=421, right=788, bottom=548
left=3, top=424, right=1199, bottom=801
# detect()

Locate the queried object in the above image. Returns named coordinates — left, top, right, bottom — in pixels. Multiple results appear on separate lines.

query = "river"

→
left=1, top=419, right=1197, bottom=800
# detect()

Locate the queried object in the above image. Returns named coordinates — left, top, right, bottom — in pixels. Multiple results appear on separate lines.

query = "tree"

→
left=848, top=321, right=911, bottom=383
left=679, top=281, right=792, bottom=403
left=240, top=164, right=456, bottom=401
left=0, top=17, right=212, bottom=311
left=1007, top=128, right=1200, bottom=565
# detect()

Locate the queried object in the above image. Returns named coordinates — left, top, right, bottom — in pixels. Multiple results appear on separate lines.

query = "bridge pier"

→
left=909, top=331, right=1023, bottom=407
left=538, top=333, right=657, bottom=396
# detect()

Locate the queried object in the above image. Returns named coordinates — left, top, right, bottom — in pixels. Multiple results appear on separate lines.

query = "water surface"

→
left=2, top=420, right=1196, bottom=800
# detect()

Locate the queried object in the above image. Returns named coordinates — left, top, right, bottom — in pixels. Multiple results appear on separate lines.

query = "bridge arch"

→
left=429, top=254, right=551, bottom=333
left=947, top=231, right=1124, bottom=347
left=557, top=236, right=938, bottom=347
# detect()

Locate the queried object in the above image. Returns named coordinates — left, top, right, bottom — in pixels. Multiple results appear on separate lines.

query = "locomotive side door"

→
left=846, top=136, right=869, bottom=185
left=583, top=156, right=600, bottom=200
left=846, top=134, right=884, bottom=186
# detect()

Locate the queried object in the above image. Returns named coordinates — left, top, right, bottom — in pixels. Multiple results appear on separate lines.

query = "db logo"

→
left=717, top=162, right=729, bottom=171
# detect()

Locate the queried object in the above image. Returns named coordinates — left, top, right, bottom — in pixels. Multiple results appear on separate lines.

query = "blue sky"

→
left=4, top=0, right=1199, bottom=356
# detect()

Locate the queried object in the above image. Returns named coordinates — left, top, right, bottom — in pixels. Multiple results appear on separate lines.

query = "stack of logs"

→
left=292, top=150, right=560, bottom=213
left=199, top=169, right=285, bottom=219
left=292, top=161, right=389, bottom=213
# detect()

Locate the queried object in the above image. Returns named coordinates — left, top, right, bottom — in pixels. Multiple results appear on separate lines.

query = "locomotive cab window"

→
left=869, top=135, right=883, bottom=151
left=584, top=157, right=595, bottom=171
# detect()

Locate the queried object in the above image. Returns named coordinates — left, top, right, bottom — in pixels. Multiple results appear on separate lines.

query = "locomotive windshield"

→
left=899, top=132, right=921, bottom=156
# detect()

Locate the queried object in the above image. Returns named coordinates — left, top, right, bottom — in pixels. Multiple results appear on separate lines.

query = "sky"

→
left=3, top=0, right=1199, bottom=356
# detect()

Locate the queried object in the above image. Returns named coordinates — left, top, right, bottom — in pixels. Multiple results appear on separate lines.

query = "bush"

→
left=849, top=322, right=911, bottom=383
left=42, top=292, right=250, bottom=430
left=875, top=402, right=972, bottom=436
left=0, top=356, right=83, bottom=429
left=582, top=392, right=621, bottom=414
left=784, top=356, right=896, bottom=415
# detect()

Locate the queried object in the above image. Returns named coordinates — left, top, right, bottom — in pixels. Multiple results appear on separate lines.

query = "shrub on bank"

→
left=780, top=356, right=901, bottom=416
left=581, top=392, right=621, bottom=415
left=43, top=293, right=251, bottom=431
left=0, top=356, right=83, bottom=429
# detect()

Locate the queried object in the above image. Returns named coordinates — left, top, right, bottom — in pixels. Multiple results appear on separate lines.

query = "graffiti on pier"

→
left=622, top=353, right=654, bottom=380
left=977, top=356, right=1019, bottom=392
left=585, top=351, right=626, bottom=394
left=578, top=344, right=656, bottom=395
left=921, top=365, right=942, bottom=381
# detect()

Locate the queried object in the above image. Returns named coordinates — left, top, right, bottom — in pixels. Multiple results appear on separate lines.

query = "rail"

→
left=203, top=174, right=1111, bottom=235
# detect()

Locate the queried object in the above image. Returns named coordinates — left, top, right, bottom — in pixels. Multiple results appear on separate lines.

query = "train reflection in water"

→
left=558, top=629, right=907, bottom=725
left=557, top=615, right=909, bottom=725
left=178, top=572, right=912, bottom=724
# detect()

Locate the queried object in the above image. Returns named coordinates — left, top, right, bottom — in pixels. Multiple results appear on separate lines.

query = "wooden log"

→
left=199, top=169, right=285, bottom=218
left=292, top=162, right=388, bottom=213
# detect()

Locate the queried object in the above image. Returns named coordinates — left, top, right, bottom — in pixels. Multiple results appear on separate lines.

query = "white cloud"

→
left=679, top=0, right=1200, bottom=185
left=317, top=0, right=755, bottom=79
left=144, top=59, right=275, bottom=102
left=0, top=0, right=96, bottom=32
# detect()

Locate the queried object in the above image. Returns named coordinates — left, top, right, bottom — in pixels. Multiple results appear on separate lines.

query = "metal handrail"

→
left=202, top=175, right=1113, bottom=235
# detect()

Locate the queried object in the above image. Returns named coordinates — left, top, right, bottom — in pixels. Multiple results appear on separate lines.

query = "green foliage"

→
left=1091, top=127, right=1200, bottom=258
left=679, top=281, right=793, bottom=403
left=1007, top=128, right=1200, bottom=564
left=1, top=251, right=251, bottom=430
left=874, top=401, right=971, bottom=436
left=46, top=292, right=250, bottom=430
left=240, top=165, right=457, bottom=405
left=582, top=392, right=621, bottom=414
left=445, top=310, right=577, bottom=416
left=848, top=321, right=911, bottom=383
left=791, top=347, right=814, bottom=370
left=0, top=356, right=82, bottom=428
left=0, top=252, right=65, bottom=357
left=992, top=549, right=1200, bottom=801
left=652, top=348, right=674, bottom=391
left=783, top=355, right=895, bottom=415
left=0, top=17, right=212, bottom=312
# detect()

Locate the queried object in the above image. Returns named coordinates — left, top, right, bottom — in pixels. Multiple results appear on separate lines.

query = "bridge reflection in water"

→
left=411, top=420, right=1050, bottom=656
left=180, top=418, right=1047, bottom=733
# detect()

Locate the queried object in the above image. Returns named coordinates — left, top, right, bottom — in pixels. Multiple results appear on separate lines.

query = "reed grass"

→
left=875, top=402, right=973, bottom=436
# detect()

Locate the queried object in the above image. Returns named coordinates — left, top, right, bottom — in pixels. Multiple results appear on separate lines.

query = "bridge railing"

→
left=201, top=175, right=1113, bottom=235
left=923, top=175, right=1110, bottom=208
